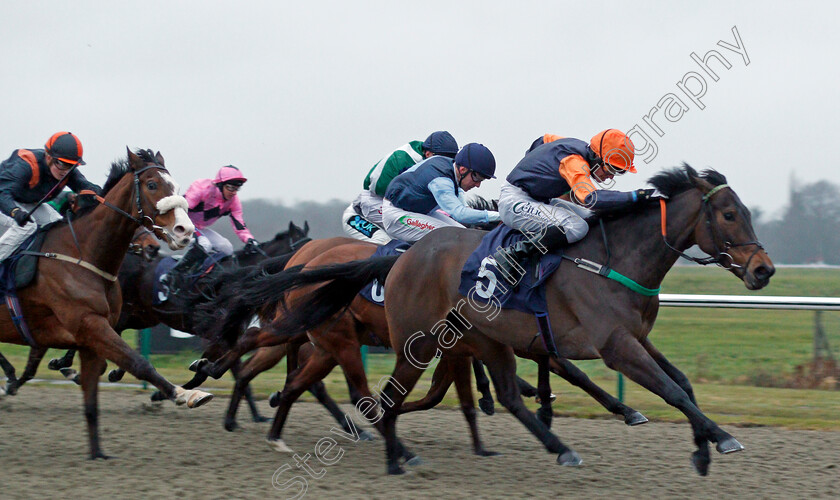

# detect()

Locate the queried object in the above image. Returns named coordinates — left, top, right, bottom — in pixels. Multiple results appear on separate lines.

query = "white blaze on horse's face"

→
left=155, top=195, right=194, bottom=249
left=159, top=172, right=180, bottom=194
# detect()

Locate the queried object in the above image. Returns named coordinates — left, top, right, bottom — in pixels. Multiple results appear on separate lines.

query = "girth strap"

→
left=19, top=250, right=118, bottom=282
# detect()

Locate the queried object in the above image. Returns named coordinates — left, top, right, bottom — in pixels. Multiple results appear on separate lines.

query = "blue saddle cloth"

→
left=0, top=229, right=50, bottom=299
left=458, top=225, right=564, bottom=315
left=153, top=253, right=227, bottom=304
left=358, top=240, right=411, bottom=306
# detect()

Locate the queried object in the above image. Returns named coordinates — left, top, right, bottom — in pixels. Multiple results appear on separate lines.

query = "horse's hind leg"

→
left=471, top=358, right=495, bottom=415
left=399, top=354, right=455, bottom=414
left=549, top=357, right=647, bottom=426
left=478, top=340, right=580, bottom=466
left=78, top=348, right=109, bottom=459
left=451, top=356, right=498, bottom=457
left=5, top=346, right=48, bottom=395
left=225, top=345, right=287, bottom=431
left=266, top=345, right=339, bottom=453
left=48, top=348, right=76, bottom=371
left=230, top=358, right=271, bottom=424
left=600, top=329, right=740, bottom=476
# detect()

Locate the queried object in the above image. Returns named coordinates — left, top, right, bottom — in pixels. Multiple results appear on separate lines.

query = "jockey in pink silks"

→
left=164, top=165, right=258, bottom=291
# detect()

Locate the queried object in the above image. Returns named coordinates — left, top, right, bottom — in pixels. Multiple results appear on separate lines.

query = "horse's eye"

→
left=146, top=181, right=158, bottom=190
left=723, top=212, right=735, bottom=221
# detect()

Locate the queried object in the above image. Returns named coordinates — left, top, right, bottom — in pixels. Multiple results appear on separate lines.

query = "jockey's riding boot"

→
left=493, top=225, right=569, bottom=287
left=167, top=245, right=207, bottom=293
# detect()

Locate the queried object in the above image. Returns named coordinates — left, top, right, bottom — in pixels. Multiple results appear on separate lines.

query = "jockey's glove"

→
left=633, top=189, right=657, bottom=202
left=11, top=208, right=30, bottom=226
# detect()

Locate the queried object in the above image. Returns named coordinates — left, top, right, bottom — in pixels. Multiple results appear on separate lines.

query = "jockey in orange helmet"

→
left=493, top=129, right=653, bottom=286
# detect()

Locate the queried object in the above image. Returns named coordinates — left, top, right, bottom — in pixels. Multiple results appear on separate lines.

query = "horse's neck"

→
left=58, top=178, right=138, bottom=277
left=598, top=191, right=702, bottom=289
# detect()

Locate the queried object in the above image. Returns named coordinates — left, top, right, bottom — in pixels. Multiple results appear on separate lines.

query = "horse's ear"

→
left=155, top=151, right=165, bottom=167
left=127, top=147, right=142, bottom=171
left=303, top=221, right=310, bottom=235
left=288, top=221, right=295, bottom=233
left=690, top=171, right=715, bottom=194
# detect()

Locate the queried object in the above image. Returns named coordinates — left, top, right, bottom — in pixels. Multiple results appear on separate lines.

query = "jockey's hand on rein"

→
left=633, top=189, right=657, bottom=202
left=11, top=208, right=30, bottom=226
left=244, top=238, right=261, bottom=254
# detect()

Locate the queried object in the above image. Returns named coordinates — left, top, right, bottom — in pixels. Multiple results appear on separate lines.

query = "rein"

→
left=660, top=184, right=765, bottom=269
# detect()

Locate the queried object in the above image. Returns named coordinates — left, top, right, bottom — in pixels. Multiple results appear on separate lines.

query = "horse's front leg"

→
left=77, top=314, right=213, bottom=408
left=0, top=351, right=18, bottom=395
left=548, top=357, right=648, bottom=426
left=640, top=337, right=711, bottom=474
left=48, top=348, right=77, bottom=371
left=599, top=328, right=742, bottom=476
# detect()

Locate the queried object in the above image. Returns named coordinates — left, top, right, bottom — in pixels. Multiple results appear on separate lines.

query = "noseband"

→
left=660, top=184, right=765, bottom=270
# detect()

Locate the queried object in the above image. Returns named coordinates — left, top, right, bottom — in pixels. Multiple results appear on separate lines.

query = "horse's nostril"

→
left=173, top=225, right=186, bottom=236
left=754, top=265, right=774, bottom=280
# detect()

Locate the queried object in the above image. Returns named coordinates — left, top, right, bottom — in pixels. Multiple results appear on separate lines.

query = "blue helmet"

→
left=422, top=131, right=459, bottom=157
left=455, top=143, right=496, bottom=179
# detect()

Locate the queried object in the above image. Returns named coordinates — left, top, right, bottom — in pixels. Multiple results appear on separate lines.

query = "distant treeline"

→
left=205, top=179, right=839, bottom=265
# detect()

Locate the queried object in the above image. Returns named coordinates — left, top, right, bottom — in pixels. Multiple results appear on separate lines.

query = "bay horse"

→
left=193, top=236, right=645, bottom=456
left=0, top=227, right=162, bottom=395
left=0, top=148, right=214, bottom=459
left=253, top=165, right=775, bottom=475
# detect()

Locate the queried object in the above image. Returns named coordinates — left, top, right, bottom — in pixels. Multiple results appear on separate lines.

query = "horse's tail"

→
left=193, top=251, right=301, bottom=345
left=264, top=255, right=401, bottom=338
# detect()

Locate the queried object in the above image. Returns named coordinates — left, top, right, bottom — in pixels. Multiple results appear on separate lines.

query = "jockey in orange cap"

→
left=493, top=129, right=653, bottom=286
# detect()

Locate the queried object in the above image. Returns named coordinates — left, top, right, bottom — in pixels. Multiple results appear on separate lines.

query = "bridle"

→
left=78, top=163, right=173, bottom=237
left=127, top=227, right=158, bottom=259
left=659, top=184, right=765, bottom=270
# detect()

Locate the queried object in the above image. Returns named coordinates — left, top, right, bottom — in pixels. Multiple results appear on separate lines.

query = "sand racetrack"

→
left=1, top=385, right=837, bottom=499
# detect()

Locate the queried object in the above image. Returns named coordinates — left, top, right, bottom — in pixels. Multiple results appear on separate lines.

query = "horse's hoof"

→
left=224, top=420, right=239, bottom=432
left=48, top=358, right=66, bottom=371
left=478, top=397, right=495, bottom=416
left=557, top=449, right=582, bottom=466
left=174, top=387, right=214, bottom=408
left=624, top=411, right=649, bottom=426
left=268, top=391, right=282, bottom=408
left=475, top=449, right=501, bottom=457
left=89, top=451, right=112, bottom=460
left=535, top=393, right=557, bottom=404
left=388, top=465, right=407, bottom=475
left=253, top=415, right=272, bottom=423
left=188, top=358, right=207, bottom=372
left=404, top=456, right=424, bottom=467
left=59, top=367, right=78, bottom=382
left=716, top=436, right=744, bottom=454
left=150, top=390, right=166, bottom=402
left=266, top=438, right=294, bottom=453
left=691, top=451, right=711, bottom=476
left=107, top=370, right=123, bottom=383
left=358, top=430, right=375, bottom=441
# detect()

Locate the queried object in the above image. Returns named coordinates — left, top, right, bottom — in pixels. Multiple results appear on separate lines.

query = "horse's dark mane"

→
left=466, top=195, right=498, bottom=211
left=72, top=149, right=159, bottom=219
left=647, top=163, right=727, bottom=198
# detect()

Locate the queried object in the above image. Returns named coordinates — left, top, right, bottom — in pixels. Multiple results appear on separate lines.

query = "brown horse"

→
left=0, top=148, right=214, bottom=459
left=0, top=227, right=162, bottom=394
left=195, top=237, right=646, bottom=457
left=252, top=165, right=775, bottom=475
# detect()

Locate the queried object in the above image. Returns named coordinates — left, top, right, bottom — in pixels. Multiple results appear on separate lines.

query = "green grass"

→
left=2, top=267, right=839, bottom=429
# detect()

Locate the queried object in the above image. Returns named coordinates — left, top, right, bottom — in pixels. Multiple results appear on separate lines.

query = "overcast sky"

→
left=1, top=1, right=837, bottom=219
